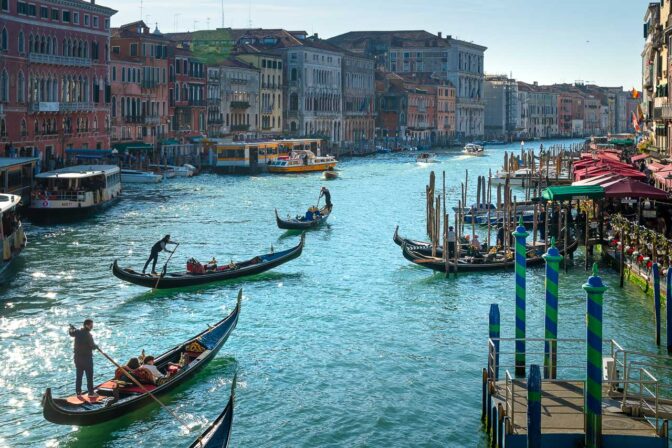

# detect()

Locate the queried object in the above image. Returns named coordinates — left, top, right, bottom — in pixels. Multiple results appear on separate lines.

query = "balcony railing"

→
left=208, top=118, right=224, bottom=125
left=30, top=102, right=95, bottom=112
left=230, top=101, right=250, bottom=110
left=231, top=124, right=250, bottom=131
left=28, top=52, right=92, bottom=67
left=144, top=115, right=161, bottom=125
left=141, top=80, right=159, bottom=89
left=188, top=99, right=207, bottom=107
left=124, top=115, right=143, bottom=124
left=655, top=101, right=672, bottom=120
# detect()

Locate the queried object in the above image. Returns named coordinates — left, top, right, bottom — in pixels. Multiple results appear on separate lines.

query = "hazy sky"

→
left=109, top=0, right=647, bottom=88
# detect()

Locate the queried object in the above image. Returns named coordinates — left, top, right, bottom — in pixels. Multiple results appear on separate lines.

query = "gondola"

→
left=275, top=206, right=331, bottom=230
left=393, top=225, right=444, bottom=257
left=189, top=377, right=236, bottom=448
left=112, top=234, right=304, bottom=289
left=42, top=290, right=242, bottom=426
left=401, top=238, right=579, bottom=273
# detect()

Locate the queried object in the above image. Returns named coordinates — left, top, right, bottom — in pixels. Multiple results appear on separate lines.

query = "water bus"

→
left=0, top=194, right=26, bottom=276
left=267, top=150, right=337, bottom=174
left=28, top=165, right=121, bottom=222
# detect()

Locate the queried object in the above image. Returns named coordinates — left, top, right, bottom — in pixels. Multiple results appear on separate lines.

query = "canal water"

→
left=0, top=139, right=667, bottom=447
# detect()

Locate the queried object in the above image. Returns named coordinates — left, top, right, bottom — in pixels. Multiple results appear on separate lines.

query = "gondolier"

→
left=68, top=319, right=98, bottom=399
left=143, top=235, right=177, bottom=275
left=320, top=187, right=332, bottom=209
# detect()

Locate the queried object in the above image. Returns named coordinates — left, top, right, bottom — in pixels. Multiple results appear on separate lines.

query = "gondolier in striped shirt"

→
left=143, top=235, right=178, bottom=275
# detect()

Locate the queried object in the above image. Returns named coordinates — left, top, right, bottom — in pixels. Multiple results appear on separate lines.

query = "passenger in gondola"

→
left=496, top=226, right=504, bottom=248
left=471, top=234, right=482, bottom=251
left=139, top=356, right=166, bottom=384
left=320, top=187, right=332, bottom=210
left=114, top=357, right=141, bottom=382
left=142, top=235, right=178, bottom=275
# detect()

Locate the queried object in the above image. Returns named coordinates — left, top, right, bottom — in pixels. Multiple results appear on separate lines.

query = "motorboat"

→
left=267, top=150, right=338, bottom=174
left=416, top=153, right=438, bottom=163
left=0, top=194, right=26, bottom=276
left=121, top=169, right=163, bottom=184
left=28, top=165, right=122, bottom=223
left=463, top=144, right=485, bottom=156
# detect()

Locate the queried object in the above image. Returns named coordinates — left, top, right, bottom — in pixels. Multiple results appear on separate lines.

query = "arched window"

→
left=1, top=28, right=7, bottom=51
left=17, top=71, right=24, bottom=102
left=0, top=69, right=8, bottom=102
left=111, top=96, right=116, bottom=117
left=18, top=31, right=24, bottom=54
left=0, top=119, right=6, bottom=137
left=20, top=119, right=26, bottom=136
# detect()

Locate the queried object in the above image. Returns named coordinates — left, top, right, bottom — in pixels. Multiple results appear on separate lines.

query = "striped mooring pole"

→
left=584, top=263, right=607, bottom=448
left=653, top=263, right=661, bottom=346
left=489, top=304, right=500, bottom=380
left=527, top=364, right=542, bottom=448
left=543, top=238, right=562, bottom=379
left=667, top=269, right=672, bottom=354
left=514, top=217, right=529, bottom=378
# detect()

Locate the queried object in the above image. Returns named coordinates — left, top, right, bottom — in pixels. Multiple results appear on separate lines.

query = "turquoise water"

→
left=0, top=139, right=668, bottom=447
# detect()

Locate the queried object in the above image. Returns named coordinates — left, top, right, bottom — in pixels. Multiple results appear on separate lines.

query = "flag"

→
left=632, top=111, right=641, bottom=132
left=631, top=88, right=640, bottom=99
left=637, top=103, right=644, bottom=121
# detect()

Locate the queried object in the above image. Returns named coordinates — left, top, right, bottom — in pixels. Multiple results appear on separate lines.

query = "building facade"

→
left=484, top=74, right=519, bottom=139
left=217, top=59, right=260, bottom=138
left=171, top=45, right=207, bottom=138
left=0, top=0, right=115, bottom=164
left=328, top=30, right=486, bottom=139
left=236, top=51, right=284, bottom=137
left=341, top=52, right=375, bottom=145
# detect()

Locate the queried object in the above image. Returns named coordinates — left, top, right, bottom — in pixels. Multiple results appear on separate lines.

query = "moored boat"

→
left=148, top=164, right=177, bottom=179
left=416, top=153, right=438, bottom=163
left=267, top=150, right=337, bottom=174
left=120, top=169, right=163, bottom=184
left=0, top=194, right=27, bottom=276
left=42, top=290, right=242, bottom=426
left=113, top=234, right=304, bottom=289
left=189, top=378, right=235, bottom=448
left=28, top=165, right=121, bottom=223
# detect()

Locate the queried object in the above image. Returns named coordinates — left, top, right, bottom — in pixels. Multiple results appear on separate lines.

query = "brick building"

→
left=0, top=0, right=115, bottom=165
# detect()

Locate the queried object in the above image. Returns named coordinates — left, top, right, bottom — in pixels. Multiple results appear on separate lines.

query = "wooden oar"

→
left=153, top=243, right=179, bottom=292
left=96, top=347, right=192, bottom=432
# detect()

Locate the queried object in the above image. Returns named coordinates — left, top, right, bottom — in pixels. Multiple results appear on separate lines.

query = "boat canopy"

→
left=542, top=186, right=605, bottom=201
left=65, top=149, right=113, bottom=158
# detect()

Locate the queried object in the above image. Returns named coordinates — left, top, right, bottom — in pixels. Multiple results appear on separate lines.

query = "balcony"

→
left=141, top=80, right=159, bottom=89
left=28, top=52, right=92, bottom=67
left=124, top=115, right=143, bottom=124
left=188, top=99, right=207, bottom=107
left=654, top=101, right=672, bottom=120
left=231, top=124, right=250, bottom=132
left=29, top=102, right=95, bottom=112
left=262, top=106, right=274, bottom=114
left=144, top=115, right=161, bottom=125
left=230, top=101, right=250, bottom=110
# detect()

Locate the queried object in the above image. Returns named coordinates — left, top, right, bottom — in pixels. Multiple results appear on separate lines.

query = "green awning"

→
left=112, top=141, right=154, bottom=152
left=542, top=186, right=605, bottom=201
left=608, top=138, right=634, bottom=146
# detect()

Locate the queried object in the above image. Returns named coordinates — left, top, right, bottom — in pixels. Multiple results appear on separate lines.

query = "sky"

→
left=108, top=0, right=648, bottom=88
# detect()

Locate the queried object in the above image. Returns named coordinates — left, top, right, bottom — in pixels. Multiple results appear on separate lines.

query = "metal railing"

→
left=28, top=52, right=91, bottom=67
left=144, top=115, right=160, bottom=125
left=230, top=101, right=250, bottom=109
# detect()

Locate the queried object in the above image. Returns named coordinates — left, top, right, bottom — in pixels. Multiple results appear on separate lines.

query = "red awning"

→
left=604, top=177, right=669, bottom=200
left=574, top=166, right=646, bottom=181
left=630, top=153, right=650, bottom=163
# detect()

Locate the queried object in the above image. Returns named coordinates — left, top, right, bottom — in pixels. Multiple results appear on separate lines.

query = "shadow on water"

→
left=117, top=271, right=304, bottom=308
left=61, top=357, right=238, bottom=448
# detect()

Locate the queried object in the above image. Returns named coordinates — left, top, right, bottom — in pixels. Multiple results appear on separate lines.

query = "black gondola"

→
left=42, top=291, right=242, bottom=426
left=189, top=378, right=235, bottom=448
left=401, top=238, right=579, bottom=273
left=275, top=206, right=331, bottom=230
left=392, top=225, right=444, bottom=257
left=112, top=234, right=304, bottom=289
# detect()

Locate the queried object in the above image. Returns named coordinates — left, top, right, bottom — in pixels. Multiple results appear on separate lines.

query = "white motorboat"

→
left=121, top=169, right=163, bottom=184
left=416, top=152, right=438, bottom=163
left=28, top=165, right=122, bottom=222
left=148, top=165, right=177, bottom=179
left=463, top=143, right=485, bottom=156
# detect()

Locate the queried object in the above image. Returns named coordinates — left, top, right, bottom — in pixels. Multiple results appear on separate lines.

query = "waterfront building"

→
left=375, top=72, right=406, bottom=139
left=0, top=0, right=116, bottom=166
left=484, top=74, right=520, bottom=140
left=235, top=50, right=284, bottom=137
left=642, top=1, right=669, bottom=153
left=435, top=81, right=456, bottom=143
left=328, top=30, right=486, bottom=139
left=206, top=65, right=223, bottom=136
left=341, top=51, right=375, bottom=146
left=171, top=44, right=207, bottom=138
left=517, top=82, right=558, bottom=139
left=110, top=21, right=172, bottom=150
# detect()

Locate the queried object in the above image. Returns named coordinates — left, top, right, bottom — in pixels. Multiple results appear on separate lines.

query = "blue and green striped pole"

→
left=527, top=364, right=542, bottom=448
left=543, top=238, right=562, bottom=379
left=584, top=263, right=607, bottom=448
left=653, top=263, right=661, bottom=346
left=667, top=269, right=672, bottom=354
left=514, top=216, right=529, bottom=378
left=489, top=304, right=500, bottom=380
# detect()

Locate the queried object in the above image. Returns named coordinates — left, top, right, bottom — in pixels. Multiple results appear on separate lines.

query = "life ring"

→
left=42, top=200, right=49, bottom=207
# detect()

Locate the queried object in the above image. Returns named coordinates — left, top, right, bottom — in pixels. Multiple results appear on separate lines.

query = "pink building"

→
left=0, top=0, right=116, bottom=165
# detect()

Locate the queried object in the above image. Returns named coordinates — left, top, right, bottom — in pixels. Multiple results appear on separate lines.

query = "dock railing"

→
left=489, top=337, right=667, bottom=435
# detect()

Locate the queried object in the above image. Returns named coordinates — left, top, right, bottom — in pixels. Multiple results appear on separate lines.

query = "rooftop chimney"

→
left=438, top=32, right=442, bottom=38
